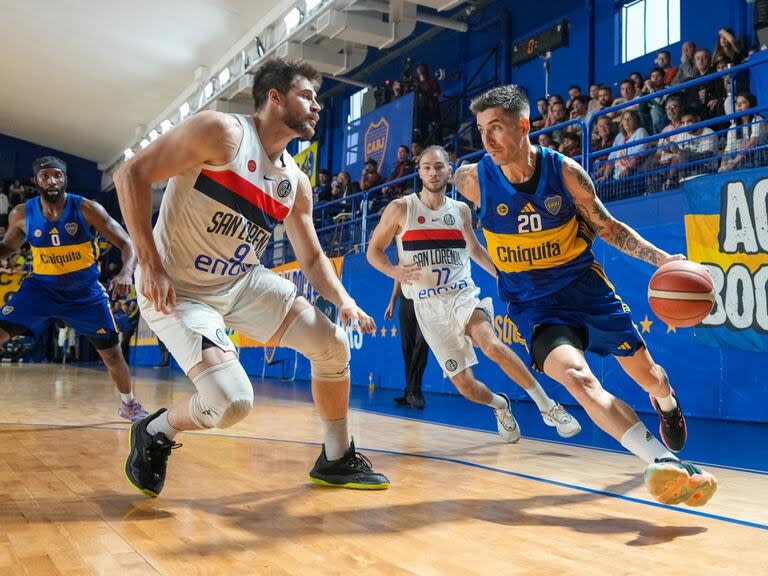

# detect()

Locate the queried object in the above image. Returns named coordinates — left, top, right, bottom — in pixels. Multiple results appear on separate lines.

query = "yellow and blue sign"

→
left=293, top=141, right=319, bottom=187
left=684, top=168, right=768, bottom=351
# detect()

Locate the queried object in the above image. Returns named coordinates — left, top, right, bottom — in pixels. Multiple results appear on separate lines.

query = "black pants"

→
left=398, top=296, right=429, bottom=395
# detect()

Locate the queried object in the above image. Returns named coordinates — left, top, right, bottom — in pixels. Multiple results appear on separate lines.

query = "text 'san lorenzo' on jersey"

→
left=477, top=146, right=595, bottom=302
left=25, top=193, right=101, bottom=292
left=395, top=194, right=474, bottom=300
left=152, top=114, right=300, bottom=290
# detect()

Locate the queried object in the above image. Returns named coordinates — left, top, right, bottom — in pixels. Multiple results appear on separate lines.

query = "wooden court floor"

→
left=0, top=364, right=765, bottom=576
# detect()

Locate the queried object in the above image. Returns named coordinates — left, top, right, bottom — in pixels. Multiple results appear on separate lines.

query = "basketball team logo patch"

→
left=443, top=214, right=455, bottom=226
left=277, top=180, right=292, bottom=198
left=496, top=204, right=509, bottom=216
left=544, top=195, right=562, bottom=215
left=445, top=359, right=458, bottom=371
left=417, top=216, right=426, bottom=224
left=65, top=222, right=78, bottom=236
left=247, top=159, right=257, bottom=172
left=1, top=306, right=13, bottom=315
left=34, top=230, right=42, bottom=238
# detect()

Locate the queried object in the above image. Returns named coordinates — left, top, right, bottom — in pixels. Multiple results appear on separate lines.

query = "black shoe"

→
left=393, top=396, right=410, bottom=406
left=407, top=391, right=425, bottom=409
left=650, top=389, right=687, bottom=452
left=309, top=439, right=390, bottom=490
left=124, top=408, right=181, bottom=498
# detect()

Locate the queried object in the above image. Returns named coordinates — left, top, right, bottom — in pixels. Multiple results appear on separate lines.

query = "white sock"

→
left=620, top=421, right=676, bottom=464
left=323, top=417, right=350, bottom=461
left=654, top=393, right=678, bottom=413
left=488, top=393, right=508, bottom=411
left=524, top=382, right=557, bottom=412
left=120, top=392, right=134, bottom=403
left=147, top=411, right=179, bottom=440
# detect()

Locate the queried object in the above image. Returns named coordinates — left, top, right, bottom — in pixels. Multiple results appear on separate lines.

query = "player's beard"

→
left=421, top=179, right=449, bottom=195
left=38, top=186, right=63, bottom=204
left=282, top=110, right=315, bottom=140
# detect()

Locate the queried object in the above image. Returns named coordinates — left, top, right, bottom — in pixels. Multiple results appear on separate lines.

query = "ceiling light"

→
left=218, top=68, right=231, bottom=86
left=149, top=129, right=160, bottom=141
left=204, top=81, right=214, bottom=99
left=306, top=0, right=321, bottom=12
left=160, top=120, right=173, bottom=133
left=284, top=8, right=302, bottom=32
left=139, top=139, right=150, bottom=149
left=179, top=102, right=190, bottom=119
left=123, top=148, right=134, bottom=160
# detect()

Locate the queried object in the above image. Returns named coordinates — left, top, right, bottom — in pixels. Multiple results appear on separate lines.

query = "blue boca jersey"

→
left=25, top=193, right=101, bottom=292
left=477, top=146, right=596, bottom=302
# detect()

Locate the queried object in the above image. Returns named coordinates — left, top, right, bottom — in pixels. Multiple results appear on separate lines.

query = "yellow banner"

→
left=294, top=141, right=319, bottom=187
left=0, top=272, right=25, bottom=305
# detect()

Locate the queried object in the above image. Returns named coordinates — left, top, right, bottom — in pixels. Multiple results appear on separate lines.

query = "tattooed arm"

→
left=560, top=157, right=684, bottom=267
left=453, top=163, right=481, bottom=207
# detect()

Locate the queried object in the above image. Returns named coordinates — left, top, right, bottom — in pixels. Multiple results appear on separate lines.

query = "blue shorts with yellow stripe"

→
left=0, top=278, right=118, bottom=341
left=505, top=264, right=644, bottom=370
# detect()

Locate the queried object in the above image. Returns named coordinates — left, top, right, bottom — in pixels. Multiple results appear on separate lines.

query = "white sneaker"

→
left=494, top=393, right=521, bottom=443
left=541, top=403, right=582, bottom=438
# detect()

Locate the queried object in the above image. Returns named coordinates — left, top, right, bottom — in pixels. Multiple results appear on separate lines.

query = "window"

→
left=621, top=0, right=680, bottom=63
left=347, top=88, right=368, bottom=124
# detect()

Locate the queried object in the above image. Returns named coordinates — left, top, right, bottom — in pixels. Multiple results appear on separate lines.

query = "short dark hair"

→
left=659, top=49, right=671, bottom=58
left=470, top=85, right=530, bottom=118
left=398, top=144, right=410, bottom=154
left=318, top=168, right=330, bottom=176
left=563, top=133, right=580, bottom=144
left=251, top=58, right=322, bottom=111
left=737, top=92, right=757, bottom=108
left=365, top=158, right=378, bottom=168
left=651, top=67, right=665, bottom=77
left=620, top=78, right=634, bottom=87
left=598, top=84, right=612, bottom=93
left=568, top=85, right=581, bottom=92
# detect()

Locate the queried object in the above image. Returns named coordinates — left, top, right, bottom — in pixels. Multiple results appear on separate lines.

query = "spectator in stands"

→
left=667, top=110, right=719, bottom=184
left=560, top=132, right=582, bottom=159
left=589, top=84, right=600, bottom=103
left=656, top=50, right=677, bottom=86
left=688, top=49, right=720, bottom=118
left=411, top=140, right=425, bottom=159
left=714, top=28, right=745, bottom=66
left=415, top=63, right=441, bottom=140
left=0, top=225, right=5, bottom=241
left=545, top=94, right=565, bottom=127
left=391, top=80, right=405, bottom=99
left=537, top=133, right=559, bottom=151
left=642, top=94, right=687, bottom=188
left=720, top=92, right=765, bottom=172
left=315, top=169, right=332, bottom=203
left=672, top=41, right=697, bottom=85
left=630, top=72, right=644, bottom=95
left=8, top=180, right=24, bottom=206
left=589, top=85, right=613, bottom=117
left=710, top=57, right=736, bottom=118
left=0, top=257, right=11, bottom=274
left=640, top=67, right=669, bottom=133
left=566, top=85, right=582, bottom=110
left=568, top=95, right=589, bottom=130
left=609, top=79, right=639, bottom=129
left=0, top=190, right=8, bottom=228
left=597, top=109, right=650, bottom=182
left=549, top=101, right=568, bottom=143
left=592, top=116, right=616, bottom=160
left=383, top=145, right=415, bottom=199
left=338, top=170, right=360, bottom=196
left=532, top=98, right=548, bottom=130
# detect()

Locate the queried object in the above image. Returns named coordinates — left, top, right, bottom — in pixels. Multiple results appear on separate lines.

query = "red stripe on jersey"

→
left=200, top=169, right=289, bottom=221
left=401, top=229, right=464, bottom=241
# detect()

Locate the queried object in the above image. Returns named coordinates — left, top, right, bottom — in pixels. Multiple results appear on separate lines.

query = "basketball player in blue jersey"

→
left=0, top=156, right=149, bottom=422
left=454, top=85, right=717, bottom=507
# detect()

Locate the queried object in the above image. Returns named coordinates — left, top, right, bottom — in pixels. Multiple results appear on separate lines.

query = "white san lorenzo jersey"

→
left=395, top=194, right=474, bottom=300
left=153, top=114, right=301, bottom=292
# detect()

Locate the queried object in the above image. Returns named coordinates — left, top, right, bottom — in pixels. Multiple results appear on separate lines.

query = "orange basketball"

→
left=648, top=260, right=715, bottom=327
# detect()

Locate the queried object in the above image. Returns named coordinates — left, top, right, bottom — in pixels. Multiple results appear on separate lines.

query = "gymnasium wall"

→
left=0, top=132, right=101, bottom=197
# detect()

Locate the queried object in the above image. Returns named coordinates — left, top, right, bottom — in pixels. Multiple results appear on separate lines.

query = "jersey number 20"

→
left=517, top=214, right=542, bottom=233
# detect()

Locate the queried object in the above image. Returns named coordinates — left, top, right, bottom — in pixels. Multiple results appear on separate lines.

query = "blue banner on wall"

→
left=343, top=93, right=414, bottom=179
left=683, top=168, right=768, bottom=352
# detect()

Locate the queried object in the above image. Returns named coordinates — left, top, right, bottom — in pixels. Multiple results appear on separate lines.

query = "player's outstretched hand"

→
left=393, top=262, right=421, bottom=285
left=140, top=264, right=177, bottom=315
left=384, top=301, right=395, bottom=320
left=659, top=253, right=686, bottom=267
left=339, top=299, right=377, bottom=334
left=110, top=270, right=134, bottom=298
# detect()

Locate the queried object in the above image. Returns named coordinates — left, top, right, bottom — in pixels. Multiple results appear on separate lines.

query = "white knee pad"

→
left=280, top=306, right=350, bottom=381
left=189, top=358, right=254, bottom=429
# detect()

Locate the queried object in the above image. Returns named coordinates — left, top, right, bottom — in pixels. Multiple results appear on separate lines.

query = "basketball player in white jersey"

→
left=367, top=146, right=581, bottom=441
left=114, top=58, right=388, bottom=497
